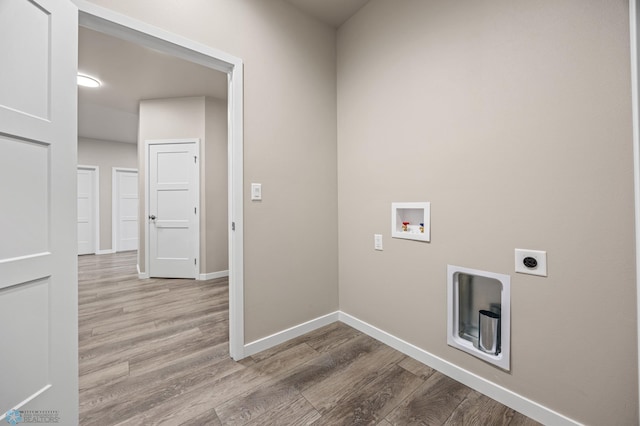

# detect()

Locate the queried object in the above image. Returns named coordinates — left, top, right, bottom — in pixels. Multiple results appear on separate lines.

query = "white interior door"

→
left=0, top=0, right=78, bottom=423
left=114, top=168, right=138, bottom=252
left=77, top=167, right=96, bottom=255
left=148, top=141, right=199, bottom=279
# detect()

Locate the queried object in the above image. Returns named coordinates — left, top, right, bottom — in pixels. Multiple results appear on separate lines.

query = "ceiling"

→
left=78, top=27, right=227, bottom=144
left=78, top=1, right=369, bottom=144
left=284, top=0, right=369, bottom=27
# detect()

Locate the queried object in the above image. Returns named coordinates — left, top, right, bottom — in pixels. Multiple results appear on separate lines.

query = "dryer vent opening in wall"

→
left=447, top=265, right=511, bottom=371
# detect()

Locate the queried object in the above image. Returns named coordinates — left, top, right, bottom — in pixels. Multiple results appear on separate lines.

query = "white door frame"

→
left=629, top=0, right=640, bottom=413
left=111, top=167, right=138, bottom=253
left=145, top=139, right=200, bottom=279
left=75, top=0, right=245, bottom=359
left=77, top=165, right=100, bottom=255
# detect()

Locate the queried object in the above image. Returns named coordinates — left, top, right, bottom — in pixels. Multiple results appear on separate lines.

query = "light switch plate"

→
left=515, top=249, right=547, bottom=277
left=374, top=234, right=383, bottom=251
left=251, top=183, right=262, bottom=201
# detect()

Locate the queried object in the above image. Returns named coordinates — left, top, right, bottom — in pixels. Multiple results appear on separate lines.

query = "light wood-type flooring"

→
left=79, top=252, right=541, bottom=425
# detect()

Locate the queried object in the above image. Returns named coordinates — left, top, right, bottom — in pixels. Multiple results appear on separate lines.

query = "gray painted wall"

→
left=337, top=1, right=637, bottom=424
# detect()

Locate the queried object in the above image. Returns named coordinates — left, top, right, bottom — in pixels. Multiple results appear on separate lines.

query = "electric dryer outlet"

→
left=514, top=249, right=547, bottom=277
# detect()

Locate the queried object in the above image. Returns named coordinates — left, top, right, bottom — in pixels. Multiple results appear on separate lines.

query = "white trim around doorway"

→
left=628, top=0, right=640, bottom=415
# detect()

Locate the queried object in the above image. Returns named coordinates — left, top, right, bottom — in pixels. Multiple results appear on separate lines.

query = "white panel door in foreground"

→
left=0, top=0, right=78, bottom=423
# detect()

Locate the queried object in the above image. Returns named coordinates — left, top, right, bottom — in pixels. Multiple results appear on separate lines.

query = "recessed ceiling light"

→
left=77, top=74, right=101, bottom=88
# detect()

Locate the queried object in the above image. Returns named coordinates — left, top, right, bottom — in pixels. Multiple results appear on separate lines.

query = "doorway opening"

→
left=77, top=4, right=244, bottom=359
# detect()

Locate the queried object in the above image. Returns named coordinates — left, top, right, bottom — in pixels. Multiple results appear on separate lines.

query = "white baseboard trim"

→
left=244, top=311, right=340, bottom=357
left=338, top=312, right=581, bottom=426
left=96, top=249, right=115, bottom=255
left=136, top=264, right=149, bottom=279
left=239, top=310, right=581, bottom=425
left=198, top=270, right=229, bottom=280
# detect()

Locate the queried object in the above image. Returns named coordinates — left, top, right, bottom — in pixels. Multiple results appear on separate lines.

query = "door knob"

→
left=149, top=215, right=156, bottom=220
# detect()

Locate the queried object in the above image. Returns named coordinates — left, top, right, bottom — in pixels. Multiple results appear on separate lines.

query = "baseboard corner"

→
left=198, top=270, right=230, bottom=280
left=136, top=264, right=149, bottom=279
left=244, top=311, right=340, bottom=357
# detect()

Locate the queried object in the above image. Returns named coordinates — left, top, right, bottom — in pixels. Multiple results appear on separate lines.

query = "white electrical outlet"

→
left=374, top=234, right=383, bottom=251
left=515, top=249, right=547, bottom=277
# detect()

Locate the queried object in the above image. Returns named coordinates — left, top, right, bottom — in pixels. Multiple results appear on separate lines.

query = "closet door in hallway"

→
left=113, top=168, right=138, bottom=252
left=148, top=140, right=199, bottom=279
left=78, top=166, right=97, bottom=255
